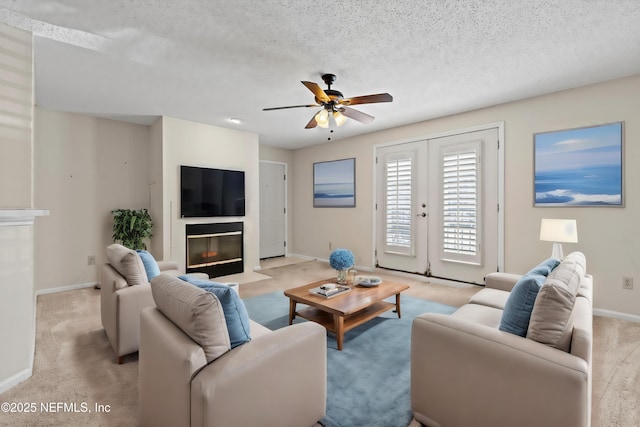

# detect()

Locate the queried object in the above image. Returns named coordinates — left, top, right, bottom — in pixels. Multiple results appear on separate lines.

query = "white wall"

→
left=0, top=224, right=36, bottom=393
left=156, top=117, right=260, bottom=273
left=0, top=25, right=32, bottom=208
left=34, top=108, right=150, bottom=291
left=291, top=74, right=640, bottom=317
left=0, top=23, right=37, bottom=393
left=32, top=112, right=262, bottom=288
left=149, top=118, right=164, bottom=258
left=292, top=140, right=374, bottom=267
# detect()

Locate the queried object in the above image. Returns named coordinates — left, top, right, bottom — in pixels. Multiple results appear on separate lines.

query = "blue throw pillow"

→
left=178, top=275, right=227, bottom=287
left=136, top=250, right=161, bottom=280
left=185, top=278, right=251, bottom=348
left=499, top=274, right=546, bottom=336
left=526, top=258, right=561, bottom=277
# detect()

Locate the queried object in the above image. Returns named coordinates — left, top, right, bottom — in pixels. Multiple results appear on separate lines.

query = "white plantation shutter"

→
left=441, top=142, right=482, bottom=264
left=0, top=25, right=33, bottom=206
left=384, top=152, right=414, bottom=255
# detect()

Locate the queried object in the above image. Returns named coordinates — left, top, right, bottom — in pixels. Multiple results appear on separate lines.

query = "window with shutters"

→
left=441, top=141, right=482, bottom=265
left=384, top=152, right=414, bottom=255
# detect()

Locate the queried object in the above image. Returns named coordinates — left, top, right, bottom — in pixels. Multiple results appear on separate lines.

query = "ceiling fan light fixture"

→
left=263, top=73, right=393, bottom=130
left=315, top=109, right=329, bottom=128
left=333, top=110, right=347, bottom=126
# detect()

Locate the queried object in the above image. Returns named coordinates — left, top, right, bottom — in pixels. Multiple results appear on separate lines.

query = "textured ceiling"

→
left=1, top=1, right=640, bottom=149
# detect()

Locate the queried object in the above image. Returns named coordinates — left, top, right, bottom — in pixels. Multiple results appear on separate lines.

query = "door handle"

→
left=417, top=212, right=426, bottom=217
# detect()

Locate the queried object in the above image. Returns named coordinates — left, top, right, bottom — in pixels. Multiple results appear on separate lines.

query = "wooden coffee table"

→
left=284, top=278, right=409, bottom=350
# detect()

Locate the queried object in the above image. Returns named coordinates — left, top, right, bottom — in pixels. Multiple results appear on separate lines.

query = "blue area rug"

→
left=243, top=291, right=456, bottom=427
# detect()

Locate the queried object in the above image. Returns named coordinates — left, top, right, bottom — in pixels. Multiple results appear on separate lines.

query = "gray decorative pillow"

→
left=526, top=253, right=584, bottom=351
left=150, top=274, right=231, bottom=363
left=106, top=243, right=148, bottom=286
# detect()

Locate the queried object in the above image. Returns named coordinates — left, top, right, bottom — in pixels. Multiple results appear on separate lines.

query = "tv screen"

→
left=180, top=165, right=245, bottom=217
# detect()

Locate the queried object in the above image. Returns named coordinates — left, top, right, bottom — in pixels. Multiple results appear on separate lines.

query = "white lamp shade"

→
left=315, top=110, right=329, bottom=128
left=540, top=219, right=578, bottom=243
left=333, top=110, right=347, bottom=126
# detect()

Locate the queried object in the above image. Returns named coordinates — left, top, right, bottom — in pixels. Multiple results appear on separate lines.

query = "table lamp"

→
left=539, top=219, right=578, bottom=260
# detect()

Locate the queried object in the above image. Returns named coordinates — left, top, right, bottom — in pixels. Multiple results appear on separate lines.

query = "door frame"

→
left=372, top=122, right=505, bottom=275
left=259, top=160, right=288, bottom=259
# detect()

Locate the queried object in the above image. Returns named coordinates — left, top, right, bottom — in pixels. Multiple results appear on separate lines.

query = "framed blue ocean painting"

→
left=313, top=158, right=355, bottom=207
left=534, top=122, right=624, bottom=207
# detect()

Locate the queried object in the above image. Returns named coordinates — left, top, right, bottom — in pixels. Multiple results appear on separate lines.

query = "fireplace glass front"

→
left=186, top=222, right=244, bottom=277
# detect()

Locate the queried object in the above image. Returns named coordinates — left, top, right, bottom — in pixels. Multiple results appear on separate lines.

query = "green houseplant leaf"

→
left=111, top=208, right=153, bottom=250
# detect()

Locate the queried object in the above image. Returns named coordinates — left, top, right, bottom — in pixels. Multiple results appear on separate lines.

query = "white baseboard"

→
left=0, top=368, right=32, bottom=394
left=284, top=253, right=317, bottom=261
left=593, top=308, right=640, bottom=323
left=36, top=282, right=97, bottom=296
left=291, top=254, right=377, bottom=274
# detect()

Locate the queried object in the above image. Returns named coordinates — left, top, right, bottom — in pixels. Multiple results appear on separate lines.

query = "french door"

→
left=376, top=126, right=501, bottom=284
left=376, top=142, right=429, bottom=274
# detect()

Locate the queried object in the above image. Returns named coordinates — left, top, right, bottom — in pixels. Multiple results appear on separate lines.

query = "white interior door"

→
left=259, top=161, right=286, bottom=259
left=426, top=127, right=500, bottom=284
left=375, top=142, right=429, bottom=274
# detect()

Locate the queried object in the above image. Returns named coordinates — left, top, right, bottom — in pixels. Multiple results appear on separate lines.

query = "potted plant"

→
left=111, top=208, right=153, bottom=250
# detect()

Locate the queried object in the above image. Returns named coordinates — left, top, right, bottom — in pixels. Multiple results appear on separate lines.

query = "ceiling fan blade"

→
left=301, top=81, right=330, bottom=103
left=263, top=104, right=319, bottom=111
left=340, top=93, right=393, bottom=106
left=340, top=107, right=375, bottom=124
left=304, top=114, right=318, bottom=129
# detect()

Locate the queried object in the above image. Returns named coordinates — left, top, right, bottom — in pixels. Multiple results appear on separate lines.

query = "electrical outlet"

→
left=88, top=255, right=96, bottom=266
left=623, top=277, right=633, bottom=290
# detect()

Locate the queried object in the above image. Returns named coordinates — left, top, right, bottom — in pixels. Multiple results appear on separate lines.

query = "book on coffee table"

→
left=309, top=284, right=352, bottom=298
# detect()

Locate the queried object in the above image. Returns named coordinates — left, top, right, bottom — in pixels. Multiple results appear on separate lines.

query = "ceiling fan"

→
left=263, top=73, right=393, bottom=129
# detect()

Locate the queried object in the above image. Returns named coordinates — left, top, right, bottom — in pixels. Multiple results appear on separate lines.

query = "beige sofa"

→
left=411, top=252, right=592, bottom=427
left=139, top=274, right=327, bottom=427
left=100, top=244, right=206, bottom=363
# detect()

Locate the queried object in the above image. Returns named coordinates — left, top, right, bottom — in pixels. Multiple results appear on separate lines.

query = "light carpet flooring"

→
left=0, top=258, right=638, bottom=426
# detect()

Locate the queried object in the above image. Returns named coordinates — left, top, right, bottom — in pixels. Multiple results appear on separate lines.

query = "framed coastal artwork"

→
left=313, top=158, right=356, bottom=207
left=534, top=122, right=624, bottom=207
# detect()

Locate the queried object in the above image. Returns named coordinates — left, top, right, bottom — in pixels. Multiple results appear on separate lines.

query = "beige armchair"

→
left=99, top=244, right=193, bottom=363
left=139, top=274, right=327, bottom=427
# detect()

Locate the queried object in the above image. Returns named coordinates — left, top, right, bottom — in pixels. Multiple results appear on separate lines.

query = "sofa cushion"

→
left=106, top=243, right=148, bottom=286
left=150, top=274, right=230, bottom=362
left=563, top=251, right=586, bottom=277
left=498, top=274, right=546, bottom=336
left=180, top=277, right=251, bottom=348
left=527, top=252, right=585, bottom=351
left=452, top=304, right=503, bottom=329
left=137, top=250, right=161, bottom=280
left=249, top=319, right=271, bottom=339
left=526, top=257, right=561, bottom=277
left=468, top=288, right=510, bottom=310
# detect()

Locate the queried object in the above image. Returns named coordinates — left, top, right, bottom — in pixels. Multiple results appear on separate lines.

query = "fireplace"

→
left=186, top=222, right=244, bottom=278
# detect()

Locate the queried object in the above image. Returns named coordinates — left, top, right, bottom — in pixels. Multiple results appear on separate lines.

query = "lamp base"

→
left=551, top=243, right=564, bottom=260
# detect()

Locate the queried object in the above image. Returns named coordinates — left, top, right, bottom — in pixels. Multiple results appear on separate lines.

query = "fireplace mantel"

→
left=0, top=209, right=49, bottom=227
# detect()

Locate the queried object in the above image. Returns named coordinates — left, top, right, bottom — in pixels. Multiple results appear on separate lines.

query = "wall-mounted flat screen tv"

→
left=180, top=165, right=245, bottom=217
